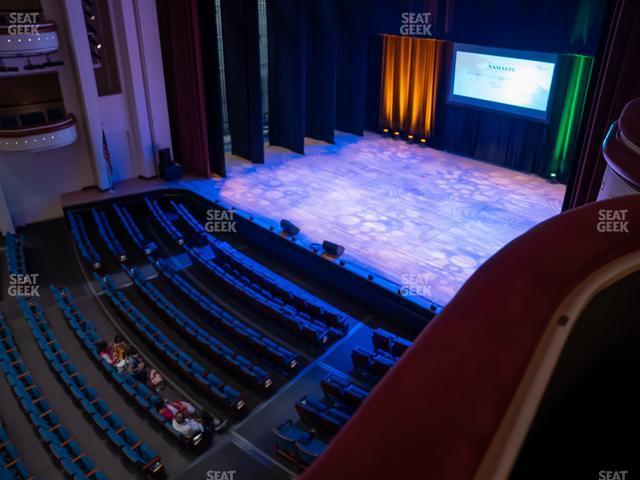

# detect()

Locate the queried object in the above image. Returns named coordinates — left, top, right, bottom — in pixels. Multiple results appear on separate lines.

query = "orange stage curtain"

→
left=379, top=35, right=443, bottom=140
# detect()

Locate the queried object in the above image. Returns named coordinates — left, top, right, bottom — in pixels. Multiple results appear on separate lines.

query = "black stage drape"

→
left=267, top=0, right=306, bottom=154
left=335, top=0, right=371, bottom=135
left=221, top=0, right=264, bottom=163
left=305, top=0, right=337, bottom=143
left=198, top=0, right=226, bottom=176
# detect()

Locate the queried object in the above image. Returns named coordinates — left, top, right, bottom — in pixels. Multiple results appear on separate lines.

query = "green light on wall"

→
left=550, top=55, right=594, bottom=178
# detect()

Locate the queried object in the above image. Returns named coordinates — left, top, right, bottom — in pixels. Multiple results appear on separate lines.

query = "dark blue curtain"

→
left=305, top=0, right=338, bottom=143
left=267, top=0, right=306, bottom=154
left=335, top=0, right=372, bottom=135
left=221, top=0, right=264, bottom=163
left=198, top=0, right=226, bottom=176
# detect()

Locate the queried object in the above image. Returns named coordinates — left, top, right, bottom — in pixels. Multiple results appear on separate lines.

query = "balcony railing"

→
left=0, top=22, right=59, bottom=58
left=0, top=114, right=78, bottom=152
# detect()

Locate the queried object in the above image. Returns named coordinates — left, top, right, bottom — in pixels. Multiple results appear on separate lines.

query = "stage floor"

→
left=62, top=131, right=565, bottom=307
left=218, top=132, right=565, bottom=306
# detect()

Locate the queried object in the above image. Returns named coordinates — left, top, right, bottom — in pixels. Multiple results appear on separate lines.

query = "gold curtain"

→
left=379, top=35, right=443, bottom=140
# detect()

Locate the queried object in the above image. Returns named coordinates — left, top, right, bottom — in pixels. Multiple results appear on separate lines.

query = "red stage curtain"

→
left=379, top=35, right=443, bottom=141
left=156, top=0, right=211, bottom=178
left=564, top=0, right=640, bottom=209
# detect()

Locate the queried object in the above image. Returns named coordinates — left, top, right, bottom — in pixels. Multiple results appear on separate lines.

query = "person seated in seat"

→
left=96, top=341, right=115, bottom=365
left=147, top=368, right=165, bottom=392
left=109, top=335, right=127, bottom=369
left=172, top=411, right=204, bottom=439
left=126, top=348, right=146, bottom=381
left=155, top=398, right=197, bottom=421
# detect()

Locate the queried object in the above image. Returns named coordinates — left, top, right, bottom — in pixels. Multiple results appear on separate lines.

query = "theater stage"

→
left=63, top=131, right=565, bottom=307
left=218, top=132, right=565, bottom=306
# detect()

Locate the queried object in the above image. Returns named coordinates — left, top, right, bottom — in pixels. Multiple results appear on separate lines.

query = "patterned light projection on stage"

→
left=379, top=35, right=443, bottom=142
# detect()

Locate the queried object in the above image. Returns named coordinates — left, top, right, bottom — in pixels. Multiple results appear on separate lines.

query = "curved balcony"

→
left=0, top=114, right=78, bottom=152
left=0, top=22, right=59, bottom=58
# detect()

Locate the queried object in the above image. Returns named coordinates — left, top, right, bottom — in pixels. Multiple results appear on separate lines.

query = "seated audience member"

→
left=147, top=368, right=165, bottom=392
left=110, top=335, right=127, bottom=364
left=155, top=398, right=197, bottom=421
left=126, top=348, right=146, bottom=381
left=96, top=341, right=114, bottom=365
left=172, top=411, right=204, bottom=439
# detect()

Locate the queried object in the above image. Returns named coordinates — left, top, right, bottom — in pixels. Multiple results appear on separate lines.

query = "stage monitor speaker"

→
left=280, top=219, right=300, bottom=236
left=322, top=240, right=345, bottom=258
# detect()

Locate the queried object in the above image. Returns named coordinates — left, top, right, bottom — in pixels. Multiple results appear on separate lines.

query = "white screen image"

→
left=450, top=48, right=557, bottom=119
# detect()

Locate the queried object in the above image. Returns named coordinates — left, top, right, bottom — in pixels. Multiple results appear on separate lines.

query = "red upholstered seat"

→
left=604, top=97, right=640, bottom=189
left=618, top=97, right=640, bottom=149
left=302, top=195, right=640, bottom=480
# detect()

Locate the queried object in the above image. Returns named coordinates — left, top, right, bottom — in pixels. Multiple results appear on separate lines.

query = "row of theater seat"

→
left=171, top=201, right=348, bottom=331
left=320, top=374, right=369, bottom=411
left=49, top=286, right=218, bottom=445
left=5, top=234, right=26, bottom=276
left=124, top=265, right=274, bottom=390
left=0, top=415, right=31, bottom=480
left=17, top=298, right=164, bottom=477
left=144, top=198, right=184, bottom=245
left=295, top=395, right=351, bottom=435
left=274, top=372, right=369, bottom=469
left=372, top=328, right=412, bottom=358
left=96, top=274, right=246, bottom=413
left=152, top=259, right=299, bottom=371
left=0, top=414, right=32, bottom=480
left=92, top=210, right=127, bottom=262
left=272, top=420, right=327, bottom=468
left=351, top=328, right=412, bottom=380
left=352, top=346, right=399, bottom=379
left=0, top=311, right=108, bottom=480
left=146, top=198, right=344, bottom=347
left=113, top=205, right=157, bottom=255
left=68, top=212, right=102, bottom=269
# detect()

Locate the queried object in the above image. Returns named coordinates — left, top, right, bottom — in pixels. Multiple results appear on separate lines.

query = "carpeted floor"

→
left=216, top=132, right=565, bottom=306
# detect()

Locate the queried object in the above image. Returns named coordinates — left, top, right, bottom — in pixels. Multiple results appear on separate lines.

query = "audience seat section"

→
left=16, top=299, right=164, bottom=477
left=125, top=266, right=274, bottom=390
left=272, top=420, right=327, bottom=468
left=49, top=285, right=220, bottom=445
left=0, top=415, right=33, bottom=480
left=96, top=274, right=246, bottom=413
left=0, top=309, right=108, bottom=480
left=67, top=212, right=102, bottom=269
left=152, top=259, right=299, bottom=371
left=171, top=201, right=349, bottom=331
left=145, top=198, right=344, bottom=347
left=5, top=234, right=27, bottom=276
